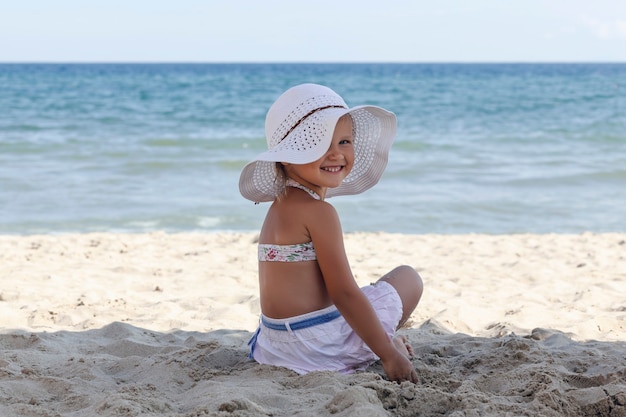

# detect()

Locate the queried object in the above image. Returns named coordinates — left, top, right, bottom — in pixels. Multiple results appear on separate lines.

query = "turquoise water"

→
left=1, top=63, right=625, bottom=234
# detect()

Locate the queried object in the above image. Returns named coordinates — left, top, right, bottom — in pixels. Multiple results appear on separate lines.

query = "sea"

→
left=1, top=63, right=625, bottom=235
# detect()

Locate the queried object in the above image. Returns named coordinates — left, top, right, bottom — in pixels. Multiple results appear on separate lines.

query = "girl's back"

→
left=258, top=188, right=334, bottom=319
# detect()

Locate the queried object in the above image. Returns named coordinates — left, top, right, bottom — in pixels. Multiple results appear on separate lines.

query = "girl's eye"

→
left=340, top=139, right=353, bottom=145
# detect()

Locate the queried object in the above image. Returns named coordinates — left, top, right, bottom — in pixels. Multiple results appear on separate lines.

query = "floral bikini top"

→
left=258, top=179, right=320, bottom=262
left=258, top=242, right=316, bottom=262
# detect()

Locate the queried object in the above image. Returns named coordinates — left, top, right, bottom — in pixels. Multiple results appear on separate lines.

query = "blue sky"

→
left=1, top=0, right=625, bottom=62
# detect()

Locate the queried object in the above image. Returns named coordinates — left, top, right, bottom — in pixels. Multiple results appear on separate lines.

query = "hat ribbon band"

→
left=279, top=105, right=346, bottom=142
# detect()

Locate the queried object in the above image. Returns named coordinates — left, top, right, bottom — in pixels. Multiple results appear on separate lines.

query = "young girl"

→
left=239, top=83, right=423, bottom=383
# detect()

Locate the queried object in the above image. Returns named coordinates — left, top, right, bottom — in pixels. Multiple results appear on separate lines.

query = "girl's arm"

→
left=308, top=202, right=417, bottom=383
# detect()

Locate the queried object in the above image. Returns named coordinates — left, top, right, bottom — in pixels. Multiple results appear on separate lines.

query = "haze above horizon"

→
left=1, top=0, right=625, bottom=63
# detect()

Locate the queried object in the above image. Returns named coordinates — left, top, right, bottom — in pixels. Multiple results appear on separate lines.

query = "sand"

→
left=0, top=231, right=625, bottom=416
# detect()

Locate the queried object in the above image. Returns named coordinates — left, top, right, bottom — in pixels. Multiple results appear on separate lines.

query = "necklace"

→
left=286, top=178, right=321, bottom=200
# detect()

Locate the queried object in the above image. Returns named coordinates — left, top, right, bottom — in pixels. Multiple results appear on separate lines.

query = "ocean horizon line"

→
left=2, top=61, right=626, bottom=65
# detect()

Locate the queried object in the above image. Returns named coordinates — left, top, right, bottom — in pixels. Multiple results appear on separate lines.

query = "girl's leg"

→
left=378, top=265, right=423, bottom=329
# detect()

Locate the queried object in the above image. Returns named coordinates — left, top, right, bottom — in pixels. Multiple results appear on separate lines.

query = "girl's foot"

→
left=392, top=335, right=414, bottom=358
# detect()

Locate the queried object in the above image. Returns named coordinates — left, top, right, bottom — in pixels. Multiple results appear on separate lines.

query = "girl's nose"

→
left=326, top=145, right=343, bottom=159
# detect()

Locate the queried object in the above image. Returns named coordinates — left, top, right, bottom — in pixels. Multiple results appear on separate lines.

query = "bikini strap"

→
left=285, top=178, right=321, bottom=200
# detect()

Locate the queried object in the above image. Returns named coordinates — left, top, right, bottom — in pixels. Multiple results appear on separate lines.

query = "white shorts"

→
left=248, top=281, right=403, bottom=374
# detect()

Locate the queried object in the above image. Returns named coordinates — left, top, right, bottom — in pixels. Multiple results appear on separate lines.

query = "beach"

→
left=1, top=231, right=624, bottom=416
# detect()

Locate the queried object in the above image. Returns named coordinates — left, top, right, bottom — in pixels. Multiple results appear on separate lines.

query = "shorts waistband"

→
left=261, top=307, right=341, bottom=331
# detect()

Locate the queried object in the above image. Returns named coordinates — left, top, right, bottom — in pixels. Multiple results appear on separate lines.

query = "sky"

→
left=1, top=0, right=626, bottom=63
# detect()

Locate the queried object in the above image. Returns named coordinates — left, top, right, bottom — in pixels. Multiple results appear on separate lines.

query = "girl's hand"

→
left=381, top=349, right=419, bottom=384
left=380, top=337, right=419, bottom=383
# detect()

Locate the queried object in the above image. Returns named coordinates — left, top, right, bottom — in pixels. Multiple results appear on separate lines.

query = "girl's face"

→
left=284, top=115, right=354, bottom=196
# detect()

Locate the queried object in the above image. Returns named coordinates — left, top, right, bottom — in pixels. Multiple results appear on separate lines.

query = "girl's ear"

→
left=280, top=162, right=290, bottom=166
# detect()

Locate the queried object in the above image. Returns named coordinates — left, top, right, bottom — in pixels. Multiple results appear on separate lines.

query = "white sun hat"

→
left=239, top=83, right=397, bottom=203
